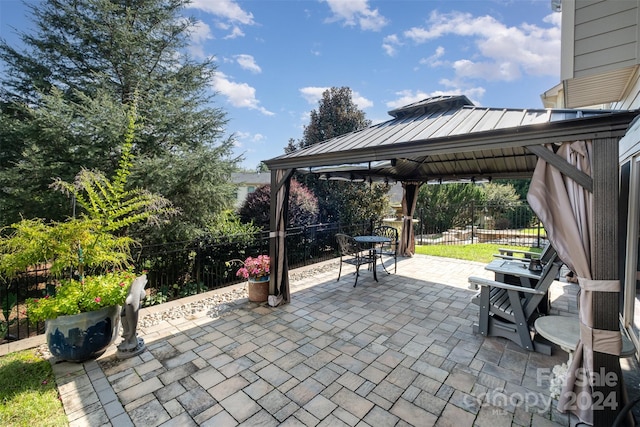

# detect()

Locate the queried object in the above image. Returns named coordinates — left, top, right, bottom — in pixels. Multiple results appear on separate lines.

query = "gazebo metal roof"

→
left=265, top=95, right=638, bottom=183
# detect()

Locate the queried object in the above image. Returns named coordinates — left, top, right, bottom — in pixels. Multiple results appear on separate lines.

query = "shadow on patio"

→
left=51, top=255, right=638, bottom=427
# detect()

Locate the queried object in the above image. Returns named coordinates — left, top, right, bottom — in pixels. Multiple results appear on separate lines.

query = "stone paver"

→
left=23, top=255, right=640, bottom=426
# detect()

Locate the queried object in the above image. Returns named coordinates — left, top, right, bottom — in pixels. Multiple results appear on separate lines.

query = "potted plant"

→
left=0, top=103, right=175, bottom=361
left=228, top=255, right=270, bottom=302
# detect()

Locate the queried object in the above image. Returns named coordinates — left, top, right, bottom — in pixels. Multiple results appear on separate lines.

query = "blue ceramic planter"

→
left=45, top=305, right=121, bottom=362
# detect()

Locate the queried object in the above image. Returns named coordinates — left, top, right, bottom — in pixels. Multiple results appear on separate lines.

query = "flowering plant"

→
left=232, top=255, right=270, bottom=280
left=26, top=270, right=135, bottom=323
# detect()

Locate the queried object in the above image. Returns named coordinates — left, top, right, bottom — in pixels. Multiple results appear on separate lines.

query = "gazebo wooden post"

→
left=591, top=137, right=623, bottom=425
left=269, top=168, right=295, bottom=303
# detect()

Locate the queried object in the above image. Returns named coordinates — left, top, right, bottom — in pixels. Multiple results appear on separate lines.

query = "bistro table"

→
left=484, top=258, right=550, bottom=313
left=535, top=315, right=636, bottom=364
left=354, top=235, right=391, bottom=282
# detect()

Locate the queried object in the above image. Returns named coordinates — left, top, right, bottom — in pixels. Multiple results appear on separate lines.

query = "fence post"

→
left=471, top=201, right=475, bottom=242
left=419, top=208, right=423, bottom=245
left=303, top=225, right=309, bottom=265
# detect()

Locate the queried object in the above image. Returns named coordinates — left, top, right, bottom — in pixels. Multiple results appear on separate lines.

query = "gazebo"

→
left=264, top=95, right=639, bottom=424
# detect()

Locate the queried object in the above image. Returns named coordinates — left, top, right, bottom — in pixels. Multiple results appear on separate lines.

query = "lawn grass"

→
left=415, top=243, right=541, bottom=264
left=0, top=349, right=67, bottom=427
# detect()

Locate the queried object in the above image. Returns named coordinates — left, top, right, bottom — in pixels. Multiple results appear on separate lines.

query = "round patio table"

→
left=535, top=315, right=636, bottom=364
left=354, top=235, right=391, bottom=282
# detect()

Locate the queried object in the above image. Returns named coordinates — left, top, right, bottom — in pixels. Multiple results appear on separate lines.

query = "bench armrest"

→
left=493, top=254, right=536, bottom=262
left=497, top=248, right=541, bottom=257
left=468, top=276, right=545, bottom=295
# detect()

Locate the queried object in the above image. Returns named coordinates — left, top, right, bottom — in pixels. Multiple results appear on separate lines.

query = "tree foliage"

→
left=493, top=179, right=530, bottom=200
left=238, top=181, right=319, bottom=229
left=481, top=182, right=523, bottom=229
left=416, top=182, right=530, bottom=232
left=416, top=184, right=485, bottom=233
left=299, top=87, right=371, bottom=149
left=0, top=0, right=239, bottom=240
left=0, top=103, right=175, bottom=279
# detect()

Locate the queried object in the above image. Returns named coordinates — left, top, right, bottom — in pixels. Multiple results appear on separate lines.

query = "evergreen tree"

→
left=0, top=0, right=239, bottom=241
left=288, top=87, right=387, bottom=224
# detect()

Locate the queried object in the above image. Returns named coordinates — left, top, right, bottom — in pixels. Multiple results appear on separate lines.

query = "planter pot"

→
left=45, top=305, right=121, bottom=362
left=248, top=276, right=270, bottom=302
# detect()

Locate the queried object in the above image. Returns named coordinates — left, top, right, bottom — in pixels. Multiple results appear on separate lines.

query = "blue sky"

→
left=0, top=0, right=562, bottom=170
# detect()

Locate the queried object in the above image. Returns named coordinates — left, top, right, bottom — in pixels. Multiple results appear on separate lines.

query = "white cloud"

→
left=300, top=86, right=329, bottom=105
left=235, top=54, right=262, bottom=73
left=386, top=90, right=444, bottom=110
left=403, top=10, right=560, bottom=81
left=189, top=20, right=213, bottom=44
left=352, top=92, right=373, bottom=109
left=224, top=26, right=245, bottom=39
left=419, top=46, right=445, bottom=68
left=299, top=87, right=373, bottom=109
left=188, top=0, right=255, bottom=25
left=438, top=79, right=486, bottom=104
left=311, top=43, right=322, bottom=56
left=322, top=0, right=388, bottom=31
left=186, top=20, right=214, bottom=58
left=236, top=131, right=266, bottom=146
left=382, top=34, right=401, bottom=57
left=386, top=87, right=485, bottom=110
left=188, top=0, right=254, bottom=39
left=212, top=72, right=274, bottom=116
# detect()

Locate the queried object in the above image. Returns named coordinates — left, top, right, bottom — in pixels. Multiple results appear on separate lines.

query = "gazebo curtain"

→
left=399, top=181, right=422, bottom=257
left=527, top=140, right=623, bottom=425
left=269, top=168, right=294, bottom=305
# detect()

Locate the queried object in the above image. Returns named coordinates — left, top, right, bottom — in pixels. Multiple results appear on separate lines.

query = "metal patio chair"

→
left=335, top=233, right=372, bottom=287
left=373, top=225, right=398, bottom=274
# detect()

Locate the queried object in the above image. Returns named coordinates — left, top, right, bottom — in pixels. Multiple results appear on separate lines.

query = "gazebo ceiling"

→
left=264, top=95, right=639, bottom=183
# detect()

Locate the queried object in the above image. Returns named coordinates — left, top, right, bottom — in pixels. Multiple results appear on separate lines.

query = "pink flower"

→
left=233, top=255, right=270, bottom=280
left=94, top=297, right=101, bottom=303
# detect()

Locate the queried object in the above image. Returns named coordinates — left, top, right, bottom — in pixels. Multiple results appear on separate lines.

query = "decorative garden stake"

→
left=116, top=275, right=148, bottom=359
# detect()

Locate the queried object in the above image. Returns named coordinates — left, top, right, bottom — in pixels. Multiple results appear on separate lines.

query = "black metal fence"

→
left=415, top=201, right=545, bottom=248
left=1, top=202, right=543, bottom=343
left=133, top=221, right=369, bottom=305
left=0, top=221, right=370, bottom=342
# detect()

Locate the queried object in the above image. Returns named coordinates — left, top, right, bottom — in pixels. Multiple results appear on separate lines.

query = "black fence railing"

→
left=414, top=201, right=545, bottom=248
left=0, top=221, right=371, bottom=342
left=1, top=202, right=543, bottom=343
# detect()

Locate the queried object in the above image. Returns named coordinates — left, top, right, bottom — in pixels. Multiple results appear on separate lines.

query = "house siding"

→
left=572, top=0, right=639, bottom=79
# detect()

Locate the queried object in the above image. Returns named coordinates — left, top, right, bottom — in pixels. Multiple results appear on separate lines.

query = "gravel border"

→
left=137, top=259, right=340, bottom=329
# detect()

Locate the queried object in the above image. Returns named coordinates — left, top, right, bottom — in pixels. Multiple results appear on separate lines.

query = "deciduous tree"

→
left=238, top=181, right=318, bottom=229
